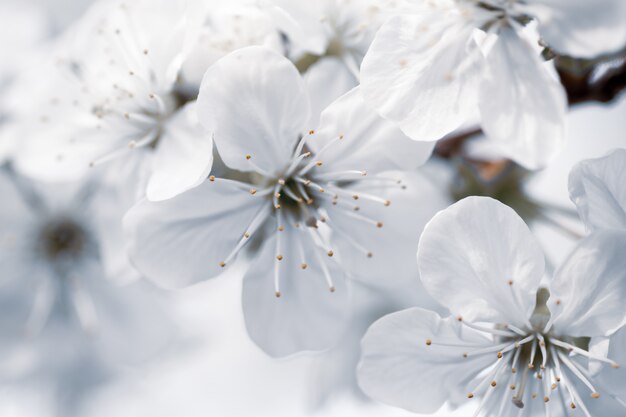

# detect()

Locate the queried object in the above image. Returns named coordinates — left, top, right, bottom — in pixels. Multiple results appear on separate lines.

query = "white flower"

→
left=358, top=196, right=626, bottom=416
left=124, top=46, right=436, bottom=357
left=0, top=163, right=171, bottom=383
left=361, top=0, right=625, bottom=169
left=12, top=0, right=212, bottom=201
left=569, top=148, right=626, bottom=233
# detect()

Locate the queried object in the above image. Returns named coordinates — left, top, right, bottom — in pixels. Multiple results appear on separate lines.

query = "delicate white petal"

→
left=526, top=0, right=626, bottom=58
left=361, top=14, right=482, bottom=141
left=417, top=197, right=544, bottom=328
left=569, top=148, right=626, bottom=232
left=242, top=226, right=350, bottom=357
left=324, top=171, right=448, bottom=286
left=357, top=307, right=493, bottom=413
left=310, top=88, right=435, bottom=174
left=146, top=102, right=213, bottom=201
left=594, top=326, right=626, bottom=409
left=479, top=29, right=567, bottom=170
left=197, top=46, right=310, bottom=175
left=548, top=230, right=626, bottom=337
left=304, top=57, right=358, bottom=126
left=124, top=179, right=266, bottom=289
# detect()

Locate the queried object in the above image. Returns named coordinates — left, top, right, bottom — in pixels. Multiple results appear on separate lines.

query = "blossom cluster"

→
left=0, top=0, right=625, bottom=416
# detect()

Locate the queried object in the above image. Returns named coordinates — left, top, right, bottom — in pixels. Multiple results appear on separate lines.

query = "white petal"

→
left=357, top=307, right=493, bottom=413
left=417, top=197, right=544, bottom=328
left=197, top=46, right=310, bottom=175
left=569, top=148, right=626, bottom=232
left=594, top=326, right=626, bottom=408
left=124, top=178, right=267, bottom=289
left=242, top=226, right=350, bottom=357
left=304, top=57, right=358, bottom=127
left=479, top=29, right=567, bottom=170
left=324, top=171, right=448, bottom=287
left=146, top=102, right=213, bottom=201
left=360, top=15, right=482, bottom=141
left=310, top=87, right=435, bottom=174
left=548, top=230, right=626, bottom=337
left=526, top=0, right=626, bottom=58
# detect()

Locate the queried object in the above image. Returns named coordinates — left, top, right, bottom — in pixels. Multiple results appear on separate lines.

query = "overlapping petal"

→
left=417, top=197, right=544, bottom=328
left=569, top=149, right=626, bottom=232
left=310, top=88, right=435, bottom=174
left=479, top=29, right=567, bottom=170
left=197, top=46, right=311, bottom=175
left=124, top=178, right=267, bottom=289
left=361, top=14, right=482, bottom=141
left=146, top=102, right=213, bottom=201
left=548, top=230, right=626, bottom=337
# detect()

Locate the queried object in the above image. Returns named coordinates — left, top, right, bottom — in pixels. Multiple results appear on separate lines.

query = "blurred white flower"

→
left=360, top=0, right=625, bottom=169
left=0, top=162, right=173, bottom=414
left=358, top=197, right=626, bottom=416
left=267, top=0, right=391, bottom=119
left=11, top=0, right=212, bottom=201
left=124, top=46, right=436, bottom=357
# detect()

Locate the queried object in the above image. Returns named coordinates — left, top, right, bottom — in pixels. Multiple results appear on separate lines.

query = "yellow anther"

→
left=276, top=255, right=283, bottom=261
left=384, top=200, right=391, bottom=206
left=591, top=393, right=600, bottom=399
left=467, top=393, right=474, bottom=399
left=425, top=339, right=432, bottom=346
left=327, top=250, right=334, bottom=257
left=245, top=154, right=251, bottom=160
left=219, top=261, right=226, bottom=268
left=249, top=188, right=257, bottom=195
left=209, top=176, right=215, bottom=182
left=309, top=130, right=315, bottom=135
left=490, top=381, right=497, bottom=387
left=300, top=263, right=308, bottom=270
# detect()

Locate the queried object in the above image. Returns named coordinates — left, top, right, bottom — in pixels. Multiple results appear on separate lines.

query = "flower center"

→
left=38, top=217, right=88, bottom=261
left=213, top=132, right=400, bottom=297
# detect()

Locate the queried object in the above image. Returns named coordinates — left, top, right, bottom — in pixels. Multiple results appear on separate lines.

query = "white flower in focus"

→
left=569, top=148, right=626, bottom=233
left=361, top=0, right=625, bottom=169
left=124, top=46, right=436, bottom=357
left=358, top=196, right=626, bottom=416
left=13, top=0, right=212, bottom=201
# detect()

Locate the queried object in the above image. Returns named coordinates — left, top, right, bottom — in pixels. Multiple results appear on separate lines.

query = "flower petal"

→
left=310, top=87, right=435, bottom=174
left=146, top=102, right=213, bottom=201
left=525, top=0, right=626, bottom=58
left=197, top=46, right=311, bottom=175
left=360, top=14, right=482, bottom=141
left=242, top=226, right=350, bottom=357
left=304, top=56, right=358, bottom=127
left=357, top=307, right=493, bottom=413
left=323, top=171, right=448, bottom=286
left=548, top=230, right=626, bottom=337
left=569, top=149, right=626, bottom=232
left=124, top=178, right=267, bottom=289
left=479, top=28, right=567, bottom=170
left=417, top=197, right=545, bottom=328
